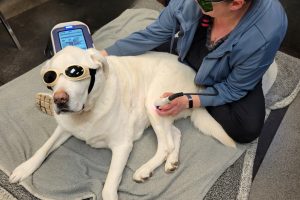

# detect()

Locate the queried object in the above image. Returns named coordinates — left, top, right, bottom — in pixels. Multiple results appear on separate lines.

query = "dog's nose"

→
left=53, top=90, right=69, bottom=105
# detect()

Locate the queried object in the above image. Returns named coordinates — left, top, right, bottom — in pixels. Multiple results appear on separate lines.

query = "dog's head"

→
left=41, top=46, right=108, bottom=115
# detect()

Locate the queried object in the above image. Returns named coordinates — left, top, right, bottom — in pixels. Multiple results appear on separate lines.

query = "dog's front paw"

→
left=9, top=158, right=41, bottom=183
left=133, top=165, right=153, bottom=183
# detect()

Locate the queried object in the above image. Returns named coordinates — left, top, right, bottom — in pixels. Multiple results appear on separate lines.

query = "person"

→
left=37, top=0, right=287, bottom=143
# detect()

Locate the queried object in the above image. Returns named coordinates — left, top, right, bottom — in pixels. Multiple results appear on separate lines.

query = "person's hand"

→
left=156, top=92, right=189, bottom=116
left=99, top=50, right=108, bottom=57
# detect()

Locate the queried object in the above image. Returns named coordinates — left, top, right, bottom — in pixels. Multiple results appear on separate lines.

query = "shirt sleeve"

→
left=105, top=4, right=177, bottom=56
left=199, top=44, right=273, bottom=107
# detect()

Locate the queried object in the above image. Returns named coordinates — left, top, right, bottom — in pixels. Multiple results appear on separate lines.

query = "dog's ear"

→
left=86, top=48, right=109, bottom=74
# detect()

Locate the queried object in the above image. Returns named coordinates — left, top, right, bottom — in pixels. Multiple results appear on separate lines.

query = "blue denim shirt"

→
left=106, top=0, right=288, bottom=106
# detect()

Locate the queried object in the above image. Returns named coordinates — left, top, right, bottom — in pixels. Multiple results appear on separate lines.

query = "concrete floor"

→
left=250, top=93, right=300, bottom=200
left=0, top=0, right=300, bottom=199
left=249, top=1, right=300, bottom=199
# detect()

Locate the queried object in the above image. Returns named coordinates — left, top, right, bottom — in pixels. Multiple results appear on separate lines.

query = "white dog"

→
left=9, top=46, right=235, bottom=200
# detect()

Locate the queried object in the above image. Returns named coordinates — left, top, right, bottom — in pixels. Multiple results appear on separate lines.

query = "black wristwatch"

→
left=185, top=94, right=193, bottom=108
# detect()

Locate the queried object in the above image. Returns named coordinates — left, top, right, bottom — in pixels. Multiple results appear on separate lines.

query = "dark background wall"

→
left=279, top=0, right=300, bottom=58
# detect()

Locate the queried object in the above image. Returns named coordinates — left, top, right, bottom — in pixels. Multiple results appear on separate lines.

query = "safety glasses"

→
left=197, top=0, right=225, bottom=12
left=42, top=65, right=91, bottom=87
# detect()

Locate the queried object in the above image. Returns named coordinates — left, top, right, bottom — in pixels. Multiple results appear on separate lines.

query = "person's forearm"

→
left=191, top=95, right=201, bottom=108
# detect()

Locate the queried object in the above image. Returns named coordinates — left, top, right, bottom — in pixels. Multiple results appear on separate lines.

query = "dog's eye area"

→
left=43, top=71, right=57, bottom=84
left=65, top=65, right=84, bottom=77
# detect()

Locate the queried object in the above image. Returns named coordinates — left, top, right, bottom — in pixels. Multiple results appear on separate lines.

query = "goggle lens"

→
left=43, top=71, right=57, bottom=84
left=197, top=0, right=213, bottom=12
left=65, top=65, right=85, bottom=78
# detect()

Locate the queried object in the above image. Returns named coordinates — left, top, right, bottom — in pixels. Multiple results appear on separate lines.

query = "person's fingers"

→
left=156, top=102, right=181, bottom=116
left=158, top=103, right=173, bottom=111
left=156, top=95, right=187, bottom=116
left=156, top=107, right=176, bottom=116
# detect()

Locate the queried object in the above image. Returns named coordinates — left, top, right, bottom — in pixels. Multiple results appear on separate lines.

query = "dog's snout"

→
left=53, top=90, right=69, bottom=105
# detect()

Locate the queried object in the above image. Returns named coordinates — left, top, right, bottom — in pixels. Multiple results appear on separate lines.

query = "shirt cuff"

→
left=199, top=86, right=220, bottom=107
left=105, top=44, right=123, bottom=56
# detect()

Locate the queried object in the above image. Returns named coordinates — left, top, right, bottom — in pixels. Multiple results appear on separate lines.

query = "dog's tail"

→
left=190, top=109, right=236, bottom=148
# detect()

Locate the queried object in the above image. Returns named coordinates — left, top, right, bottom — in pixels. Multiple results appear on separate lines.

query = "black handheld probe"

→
left=154, top=89, right=218, bottom=109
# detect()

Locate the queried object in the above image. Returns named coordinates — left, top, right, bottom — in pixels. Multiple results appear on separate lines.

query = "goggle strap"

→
left=45, top=68, right=96, bottom=94
left=88, top=69, right=97, bottom=94
left=47, top=86, right=53, bottom=91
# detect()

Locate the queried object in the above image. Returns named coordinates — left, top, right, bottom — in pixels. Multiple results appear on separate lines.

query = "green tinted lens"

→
left=197, top=0, right=213, bottom=12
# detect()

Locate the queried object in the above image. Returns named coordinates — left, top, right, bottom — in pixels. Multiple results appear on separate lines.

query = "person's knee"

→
left=229, top=120, right=264, bottom=143
left=234, top=131, right=259, bottom=143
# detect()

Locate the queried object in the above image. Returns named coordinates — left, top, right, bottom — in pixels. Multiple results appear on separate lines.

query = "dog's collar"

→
left=47, top=68, right=97, bottom=94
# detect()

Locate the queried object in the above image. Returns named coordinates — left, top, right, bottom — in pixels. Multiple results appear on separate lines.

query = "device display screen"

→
left=58, top=28, right=88, bottom=50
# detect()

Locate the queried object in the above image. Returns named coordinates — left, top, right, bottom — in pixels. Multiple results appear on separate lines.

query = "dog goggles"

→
left=197, top=0, right=225, bottom=12
left=42, top=65, right=91, bottom=87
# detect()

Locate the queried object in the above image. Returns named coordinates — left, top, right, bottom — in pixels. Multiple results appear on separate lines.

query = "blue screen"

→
left=58, top=28, right=88, bottom=49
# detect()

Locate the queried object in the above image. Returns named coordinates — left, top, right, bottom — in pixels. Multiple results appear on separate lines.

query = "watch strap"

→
left=185, top=94, right=193, bottom=108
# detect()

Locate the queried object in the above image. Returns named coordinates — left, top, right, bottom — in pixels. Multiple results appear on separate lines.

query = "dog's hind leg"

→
left=164, top=125, right=181, bottom=173
left=191, top=109, right=236, bottom=148
left=165, top=125, right=181, bottom=173
left=9, top=126, right=71, bottom=183
left=133, top=105, right=174, bottom=183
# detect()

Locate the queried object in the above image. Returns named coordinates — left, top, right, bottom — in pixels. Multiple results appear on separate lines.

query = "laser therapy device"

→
left=45, top=21, right=94, bottom=57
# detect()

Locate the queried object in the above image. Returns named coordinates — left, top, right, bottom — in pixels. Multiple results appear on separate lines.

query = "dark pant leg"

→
left=152, top=38, right=179, bottom=55
left=153, top=40, right=172, bottom=53
left=206, top=82, right=266, bottom=143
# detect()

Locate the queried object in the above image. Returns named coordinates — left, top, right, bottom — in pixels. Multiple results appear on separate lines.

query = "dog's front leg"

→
left=102, top=143, right=133, bottom=200
left=9, top=126, right=71, bottom=183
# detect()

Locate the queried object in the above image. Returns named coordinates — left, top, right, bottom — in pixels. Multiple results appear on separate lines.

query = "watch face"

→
left=58, top=28, right=88, bottom=50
